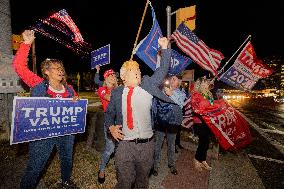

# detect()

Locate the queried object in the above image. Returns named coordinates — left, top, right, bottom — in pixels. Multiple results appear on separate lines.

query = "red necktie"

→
left=127, top=87, right=134, bottom=130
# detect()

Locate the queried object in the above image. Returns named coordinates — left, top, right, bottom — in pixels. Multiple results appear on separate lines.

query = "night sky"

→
left=10, top=0, right=284, bottom=79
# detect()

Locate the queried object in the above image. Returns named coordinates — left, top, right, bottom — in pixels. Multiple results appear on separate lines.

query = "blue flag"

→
left=168, top=49, right=193, bottom=75
left=135, top=2, right=192, bottom=74
left=156, top=49, right=193, bottom=75
left=134, top=2, right=163, bottom=71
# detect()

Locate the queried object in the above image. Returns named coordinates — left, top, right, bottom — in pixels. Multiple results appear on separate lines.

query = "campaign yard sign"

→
left=10, top=97, right=88, bottom=144
left=91, top=44, right=110, bottom=69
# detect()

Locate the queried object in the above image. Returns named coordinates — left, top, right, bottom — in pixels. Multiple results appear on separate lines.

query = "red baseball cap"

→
left=103, top=69, right=115, bottom=78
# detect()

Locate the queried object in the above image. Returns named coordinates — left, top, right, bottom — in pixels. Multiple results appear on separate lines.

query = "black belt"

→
left=128, top=136, right=153, bottom=144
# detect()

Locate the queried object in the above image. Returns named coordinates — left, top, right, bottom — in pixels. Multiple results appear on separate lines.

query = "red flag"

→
left=220, top=41, right=273, bottom=91
left=237, top=41, right=273, bottom=78
left=171, top=23, right=224, bottom=75
left=192, top=91, right=252, bottom=151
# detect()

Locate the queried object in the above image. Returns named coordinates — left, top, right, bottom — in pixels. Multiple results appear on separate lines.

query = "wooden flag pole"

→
left=130, top=0, right=149, bottom=60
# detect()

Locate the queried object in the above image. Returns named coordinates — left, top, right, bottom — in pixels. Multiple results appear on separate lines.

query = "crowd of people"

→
left=14, top=30, right=218, bottom=189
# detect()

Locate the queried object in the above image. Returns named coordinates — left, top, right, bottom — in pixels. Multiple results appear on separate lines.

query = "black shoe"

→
left=61, top=180, right=78, bottom=189
left=169, top=166, right=178, bottom=175
left=152, top=169, right=158, bottom=176
left=98, top=171, right=105, bottom=184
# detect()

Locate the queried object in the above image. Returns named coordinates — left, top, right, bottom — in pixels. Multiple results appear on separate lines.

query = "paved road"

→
left=228, top=98, right=284, bottom=189
left=1, top=97, right=283, bottom=188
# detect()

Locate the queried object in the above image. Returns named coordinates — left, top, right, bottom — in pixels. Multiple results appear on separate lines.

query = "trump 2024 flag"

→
left=220, top=41, right=273, bottom=91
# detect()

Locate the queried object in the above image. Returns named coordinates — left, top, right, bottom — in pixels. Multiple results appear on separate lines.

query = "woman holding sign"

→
left=13, top=30, right=79, bottom=189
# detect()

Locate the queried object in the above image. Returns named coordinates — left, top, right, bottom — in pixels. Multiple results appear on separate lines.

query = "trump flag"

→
left=192, top=92, right=252, bottom=151
left=134, top=2, right=163, bottom=71
left=220, top=41, right=273, bottom=91
left=135, top=2, right=192, bottom=74
left=156, top=49, right=193, bottom=75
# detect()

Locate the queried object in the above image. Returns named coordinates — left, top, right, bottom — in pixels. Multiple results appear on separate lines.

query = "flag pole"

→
left=218, top=35, right=251, bottom=75
left=32, top=40, right=37, bottom=74
left=166, top=6, right=172, bottom=49
left=130, top=0, right=149, bottom=60
left=209, top=35, right=251, bottom=83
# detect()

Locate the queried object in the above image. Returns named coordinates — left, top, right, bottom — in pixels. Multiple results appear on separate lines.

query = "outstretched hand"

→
left=22, top=30, right=35, bottom=45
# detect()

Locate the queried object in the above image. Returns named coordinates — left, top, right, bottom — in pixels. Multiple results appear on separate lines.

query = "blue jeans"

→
left=99, top=127, right=115, bottom=172
left=20, top=135, right=75, bottom=189
left=154, top=126, right=177, bottom=170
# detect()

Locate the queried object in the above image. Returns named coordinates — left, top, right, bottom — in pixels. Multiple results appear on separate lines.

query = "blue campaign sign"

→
left=10, top=97, right=88, bottom=144
left=91, top=44, right=110, bottom=69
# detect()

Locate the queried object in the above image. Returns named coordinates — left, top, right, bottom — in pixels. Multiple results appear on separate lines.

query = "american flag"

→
left=171, top=23, right=224, bottom=75
left=50, top=9, right=84, bottom=43
left=181, top=95, right=194, bottom=129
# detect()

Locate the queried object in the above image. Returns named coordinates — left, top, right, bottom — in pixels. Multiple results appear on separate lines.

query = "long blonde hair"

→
left=40, top=58, right=67, bottom=84
left=194, top=77, right=213, bottom=99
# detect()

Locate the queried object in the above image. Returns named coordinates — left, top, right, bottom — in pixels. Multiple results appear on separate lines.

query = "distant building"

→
left=261, top=55, right=283, bottom=90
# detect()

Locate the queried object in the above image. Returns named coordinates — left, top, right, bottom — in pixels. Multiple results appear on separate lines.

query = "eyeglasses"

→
left=49, top=67, right=64, bottom=71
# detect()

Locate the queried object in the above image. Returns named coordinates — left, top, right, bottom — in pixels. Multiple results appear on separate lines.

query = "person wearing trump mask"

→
left=104, top=37, right=181, bottom=189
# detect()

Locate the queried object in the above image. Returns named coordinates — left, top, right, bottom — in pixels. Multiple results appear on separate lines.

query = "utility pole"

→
left=166, top=6, right=178, bottom=49
left=166, top=6, right=171, bottom=49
